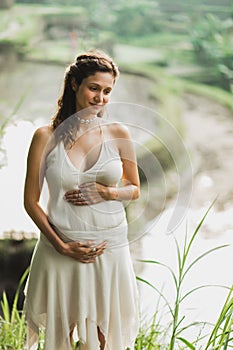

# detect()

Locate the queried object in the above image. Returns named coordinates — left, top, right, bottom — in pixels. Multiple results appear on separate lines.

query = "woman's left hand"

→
left=64, top=182, right=108, bottom=205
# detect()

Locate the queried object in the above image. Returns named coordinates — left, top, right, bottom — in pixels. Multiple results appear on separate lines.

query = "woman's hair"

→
left=51, top=50, right=119, bottom=146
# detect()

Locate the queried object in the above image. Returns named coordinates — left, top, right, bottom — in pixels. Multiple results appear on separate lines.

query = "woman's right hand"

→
left=62, top=240, right=107, bottom=263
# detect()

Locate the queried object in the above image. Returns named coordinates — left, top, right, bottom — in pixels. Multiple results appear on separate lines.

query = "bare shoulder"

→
left=30, top=125, right=55, bottom=149
left=29, top=125, right=54, bottom=157
left=33, top=125, right=53, bottom=143
left=105, top=121, right=131, bottom=140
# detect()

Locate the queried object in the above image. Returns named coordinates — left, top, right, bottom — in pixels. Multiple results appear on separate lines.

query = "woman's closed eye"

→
left=90, top=86, right=98, bottom=91
left=89, top=86, right=112, bottom=95
left=104, top=89, right=112, bottom=95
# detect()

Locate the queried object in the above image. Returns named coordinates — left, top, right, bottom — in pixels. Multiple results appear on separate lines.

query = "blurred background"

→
left=0, top=0, right=233, bottom=340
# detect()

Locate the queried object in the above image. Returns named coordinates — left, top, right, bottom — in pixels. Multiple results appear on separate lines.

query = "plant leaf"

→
left=177, top=336, right=196, bottom=349
left=184, top=199, right=217, bottom=261
left=138, top=259, right=178, bottom=288
left=180, top=284, right=230, bottom=303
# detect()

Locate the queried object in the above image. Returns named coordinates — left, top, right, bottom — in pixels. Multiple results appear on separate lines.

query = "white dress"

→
left=24, top=127, right=139, bottom=350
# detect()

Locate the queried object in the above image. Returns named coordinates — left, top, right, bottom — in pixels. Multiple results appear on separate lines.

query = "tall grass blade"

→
left=138, top=259, right=178, bottom=289
left=174, top=235, right=182, bottom=273
left=183, top=199, right=217, bottom=265
left=11, top=267, right=29, bottom=324
left=177, top=336, right=196, bottom=349
left=180, top=284, right=230, bottom=303
left=204, top=285, right=233, bottom=349
left=0, top=267, right=29, bottom=349
left=1, top=292, right=10, bottom=323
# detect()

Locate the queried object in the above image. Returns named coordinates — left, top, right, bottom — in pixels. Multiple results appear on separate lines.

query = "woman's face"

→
left=74, top=71, right=115, bottom=114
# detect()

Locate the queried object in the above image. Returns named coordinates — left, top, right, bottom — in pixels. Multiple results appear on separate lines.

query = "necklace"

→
left=77, top=116, right=98, bottom=124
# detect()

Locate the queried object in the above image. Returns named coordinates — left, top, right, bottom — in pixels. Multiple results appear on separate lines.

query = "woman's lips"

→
left=90, top=103, right=103, bottom=108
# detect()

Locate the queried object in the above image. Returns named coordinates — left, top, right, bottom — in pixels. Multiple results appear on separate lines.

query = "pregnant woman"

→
left=24, top=50, right=140, bottom=350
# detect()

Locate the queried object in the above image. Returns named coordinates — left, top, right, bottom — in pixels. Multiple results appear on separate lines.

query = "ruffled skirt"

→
left=24, top=233, right=139, bottom=350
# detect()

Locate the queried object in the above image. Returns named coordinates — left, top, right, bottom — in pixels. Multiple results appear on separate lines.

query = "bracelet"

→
left=112, top=188, right=118, bottom=200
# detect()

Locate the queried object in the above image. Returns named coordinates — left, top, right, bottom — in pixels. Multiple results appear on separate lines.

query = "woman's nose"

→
left=94, top=92, right=103, bottom=103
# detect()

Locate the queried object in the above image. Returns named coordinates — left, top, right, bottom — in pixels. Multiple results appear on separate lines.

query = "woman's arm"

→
left=24, top=126, right=106, bottom=262
left=108, top=122, right=140, bottom=201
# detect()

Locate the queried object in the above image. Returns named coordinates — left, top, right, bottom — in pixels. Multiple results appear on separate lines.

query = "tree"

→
left=190, top=14, right=233, bottom=91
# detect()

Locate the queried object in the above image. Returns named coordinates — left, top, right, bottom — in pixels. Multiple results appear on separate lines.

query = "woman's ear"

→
left=71, top=77, right=78, bottom=92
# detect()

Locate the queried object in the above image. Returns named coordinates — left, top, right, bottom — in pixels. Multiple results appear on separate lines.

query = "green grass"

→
left=204, top=285, right=233, bottom=349
left=117, top=32, right=198, bottom=69
left=118, top=32, right=189, bottom=48
left=154, top=0, right=232, bottom=16
left=180, top=81, right=233, bottom=114
left=0, top=268, right=29, bottom=350
left=26, top=39, right=74, bottom=63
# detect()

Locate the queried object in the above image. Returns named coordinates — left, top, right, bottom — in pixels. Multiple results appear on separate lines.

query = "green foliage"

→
left=204, top=285, right=233, bottom=349
left=112, top=1, right=162, bottom=38
left=137, top=202, right=233, bottom=349
left=190, top=14, right=233, bottom=91
left=135, top=314, right=163, bottom=349
left=0, top=6, right=42, bottom=56
left=0, top=268, right=29, bottom=349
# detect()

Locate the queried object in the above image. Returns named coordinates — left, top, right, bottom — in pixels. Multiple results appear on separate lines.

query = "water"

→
left=0, top=119, right=43, bottom=234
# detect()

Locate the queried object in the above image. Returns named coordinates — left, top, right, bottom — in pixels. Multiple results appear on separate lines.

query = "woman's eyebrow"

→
left=89, top=82, right=112, bottom=89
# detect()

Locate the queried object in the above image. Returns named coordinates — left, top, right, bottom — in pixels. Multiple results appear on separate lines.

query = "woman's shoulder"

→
left=29, top=125, right=56, bottom=156
left=32, top=125, right=54, bottom=145
left=103, top=120, right=131, bottom=140
left=33, top=125, right=53, bottom=139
